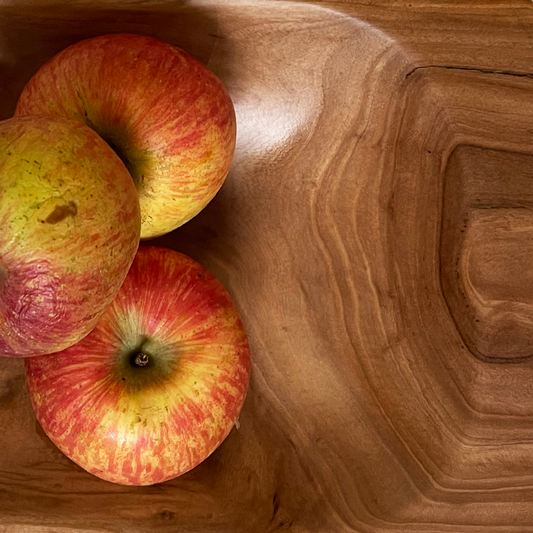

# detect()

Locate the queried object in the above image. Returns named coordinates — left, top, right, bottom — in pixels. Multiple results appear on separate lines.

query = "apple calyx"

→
left=116, top=336, right=177, bottom=393
left=134, top=352, right=149, bottom=367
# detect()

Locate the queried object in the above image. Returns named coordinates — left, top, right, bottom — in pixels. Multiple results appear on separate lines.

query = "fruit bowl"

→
left=2, top=1, right=533, bottom=531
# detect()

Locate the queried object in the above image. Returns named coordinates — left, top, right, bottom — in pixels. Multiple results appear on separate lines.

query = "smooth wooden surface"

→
left=1, top=1, right=533, bottom=531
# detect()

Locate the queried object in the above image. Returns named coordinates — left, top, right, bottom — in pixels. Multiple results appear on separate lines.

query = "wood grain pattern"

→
left=1, top=1, right=533, bottom=531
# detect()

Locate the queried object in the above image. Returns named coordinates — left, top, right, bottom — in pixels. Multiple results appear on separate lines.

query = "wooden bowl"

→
left=2, top=1, right=533, bottom=531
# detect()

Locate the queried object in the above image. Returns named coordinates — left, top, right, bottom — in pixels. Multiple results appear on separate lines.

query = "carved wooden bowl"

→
left=1, top=1, right=533, bottom=531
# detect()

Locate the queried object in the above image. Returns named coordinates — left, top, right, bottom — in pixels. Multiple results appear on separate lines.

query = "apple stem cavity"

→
left=134, top=352, right=150, bottom=367
left=103, top=138, right=139, bottom=188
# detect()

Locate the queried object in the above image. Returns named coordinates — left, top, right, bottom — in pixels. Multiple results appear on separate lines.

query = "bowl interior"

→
left=1, top=1, right=533, bottom=532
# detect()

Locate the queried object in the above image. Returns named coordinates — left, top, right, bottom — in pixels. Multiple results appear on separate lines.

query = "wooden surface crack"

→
left=405, top=64, right=533, bottom=80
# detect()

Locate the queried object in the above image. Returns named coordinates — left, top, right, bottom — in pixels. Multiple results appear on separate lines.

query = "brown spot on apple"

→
left=45, top=201, right=77, bottom=224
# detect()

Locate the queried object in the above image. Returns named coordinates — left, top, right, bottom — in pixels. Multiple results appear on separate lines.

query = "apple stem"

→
left=135, top=352, right=149, bottom=367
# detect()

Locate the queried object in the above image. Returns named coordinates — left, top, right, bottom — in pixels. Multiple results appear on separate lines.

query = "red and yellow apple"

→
left=0, top=115, right=140, bottom=357
left=25, top=246, right=251, bottom=485
left=15, top=33, right=237, bottom=240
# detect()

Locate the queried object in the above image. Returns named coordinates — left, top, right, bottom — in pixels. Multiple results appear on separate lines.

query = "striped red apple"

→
left=25, top=246, right=251, bottom=486
left=0, top=115, right=140, bottom=357
left=15, top=33, right=237, bottom=240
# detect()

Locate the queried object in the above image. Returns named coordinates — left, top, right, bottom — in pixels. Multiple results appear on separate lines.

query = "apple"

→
left=15, top=33, right=237, bottom=240
left=0, top=115, right=140, bottom=357
left=25, top=245, right=251, bottom=486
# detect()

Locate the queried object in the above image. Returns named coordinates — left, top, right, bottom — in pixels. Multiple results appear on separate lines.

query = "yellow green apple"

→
left=0, top=115, right=140, bottom=357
